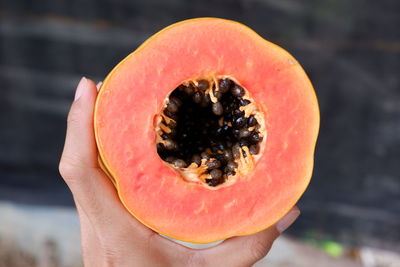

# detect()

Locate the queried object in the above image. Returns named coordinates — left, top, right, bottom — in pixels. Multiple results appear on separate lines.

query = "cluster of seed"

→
left=157, top=78, right=262, bottom=186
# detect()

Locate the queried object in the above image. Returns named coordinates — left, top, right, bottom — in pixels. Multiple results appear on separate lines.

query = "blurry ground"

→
left=1, top=201, right=399, bottom=267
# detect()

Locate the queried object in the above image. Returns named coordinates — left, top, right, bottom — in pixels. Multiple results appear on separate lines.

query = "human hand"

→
left=59, top=77, right=301, bottom=267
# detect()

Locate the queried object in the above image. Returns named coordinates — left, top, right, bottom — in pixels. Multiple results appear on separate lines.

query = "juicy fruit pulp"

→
left=156, top=76, right=265, bottom=187
left=94, top=18, right=320, bottom=243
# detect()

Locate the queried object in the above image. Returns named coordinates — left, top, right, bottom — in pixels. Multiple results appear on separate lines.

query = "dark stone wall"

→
left=1, top=0, right=399, bottom=250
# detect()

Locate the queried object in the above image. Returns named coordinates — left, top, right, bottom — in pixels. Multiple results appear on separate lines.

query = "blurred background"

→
left=1, top=0, right=399, bottom=266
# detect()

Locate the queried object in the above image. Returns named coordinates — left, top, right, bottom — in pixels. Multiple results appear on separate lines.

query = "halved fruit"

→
left=94, top=17, right=319, bottom=243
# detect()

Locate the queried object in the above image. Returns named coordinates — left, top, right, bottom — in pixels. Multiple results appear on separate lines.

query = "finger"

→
left=60, top=77, right=99, bottom=169
left=201, top=206, right=300, bottom=266
left=59, top=78, right=122, bottom=220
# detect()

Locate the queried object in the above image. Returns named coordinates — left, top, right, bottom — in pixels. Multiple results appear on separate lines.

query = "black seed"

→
left=163, top=109, right=178, bottom=120
left=165, top=156, right=176, bottom=163
left=239, top=128, right=251, bottom=138
left=216, top=127, right=224, bottom=135
left=214, top=144, right=225, bottom=153
left=201, top=151, right=211, bottom=159
left=219, top=79, right=232, bottom=93
left=161, top=133, right=169, bottom=140
left=233, top=109, right=244, bottom=118
left=239, top=139, right=250, bottom=148
left=206, top=159, right=221, bottom=170
left=223, top=166, right=229, bottom=173
left=239, top=99, right=251, bottom=106
left=215, top=153, right=225, bottom=161
left=167, top=120, right=177, bottom=128
left=232, top=98, right=241, bottom=107
left=157, top=143, right=165, bottom=152
left=206, top=178, right=222, bottom=187
left=223, top=149, right=233, bottom=161
left=164, top=140, right=177, bottom=150
left=214, top=90, right=223, bottom=99
left=242, top=149, right=247, bottom=158
left=232, top=143, right=241, bottom=159
left=163, top=109, right=174, bottom=117
left=173, top=159, right=187, bottom=168
left=233, top=117, right=247, bottom=128
left=177, top=85, right=186, bottom=91
left=192, top=91, right=202, bottom=103
left=210, top=169, right=223, bottom=179
left=197, top=79, right=209, bottom=91
left=201, top=94, right=211, bottom=107
left=226, top=160, right=238, bottom=171
left=168, top=128, right=177, bottom=137
left=249, top=144, right=260, bottom=155
left=217, top=143, right=225, bottom=150
left=231, top=85, right=245, bottom=97
left=224, top=104, right=232, bottom=113
left=248, top=116, right=257, bottom=127
left=225, top=169, right=236, bottom=176
left=170, top=96, right=182, bottom=107
left=249, top=132, right=263, bottom=143
left=192, top=154, right=202, bottom=166
left=184, top=84, right=195, bottom=96
left=212, top=102, right=223, bottom=116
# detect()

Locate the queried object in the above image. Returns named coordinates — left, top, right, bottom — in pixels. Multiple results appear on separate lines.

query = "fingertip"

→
left=276, top=206, right=301, bottom=233
left=74, top=77, right=98, bottom=101
left=74, top=77, right=87, bottom=101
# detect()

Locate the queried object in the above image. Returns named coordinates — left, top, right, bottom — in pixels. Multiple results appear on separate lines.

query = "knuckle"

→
left=248, top=238, right=271, bottom=262
left=58, top=155, right=87, bottom=183
left=58, top=160, right=76, bottom=180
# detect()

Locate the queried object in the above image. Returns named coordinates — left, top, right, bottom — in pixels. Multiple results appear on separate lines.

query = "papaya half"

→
left=94, top=18, right=319, bottom=243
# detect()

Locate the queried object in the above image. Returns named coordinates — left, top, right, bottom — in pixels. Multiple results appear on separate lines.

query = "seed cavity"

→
left=156, top=76, right=265, bottom=188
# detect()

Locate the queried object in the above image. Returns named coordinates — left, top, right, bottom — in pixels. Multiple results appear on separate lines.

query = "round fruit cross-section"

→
left=94, top=18, right=319, bottom=243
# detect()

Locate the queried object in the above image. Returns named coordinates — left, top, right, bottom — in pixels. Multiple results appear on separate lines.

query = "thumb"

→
left=60, top=77, right=99, bottom=171
left=59, top=77, right=118, bottom=220
left=201, top=206, right=300, bottom=267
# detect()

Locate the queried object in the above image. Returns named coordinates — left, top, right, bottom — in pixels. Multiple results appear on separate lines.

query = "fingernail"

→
left=276, top=207, right=300, bottom=233
left=96, top=81, right=103, bottom=91
left=74, top=77, right=87, bottom=101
